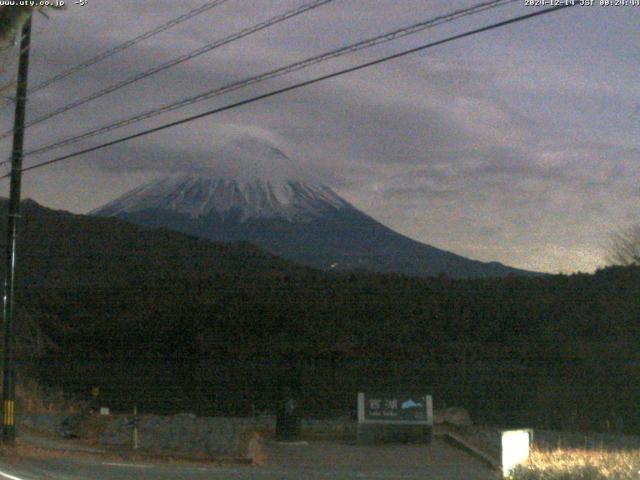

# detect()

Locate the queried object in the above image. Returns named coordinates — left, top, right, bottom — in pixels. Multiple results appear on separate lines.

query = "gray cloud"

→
left=0, top=0, right=637, bottom=274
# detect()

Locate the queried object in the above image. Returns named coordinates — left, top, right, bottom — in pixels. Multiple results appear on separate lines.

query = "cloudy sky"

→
left=0, top=0, right=637, bottom=274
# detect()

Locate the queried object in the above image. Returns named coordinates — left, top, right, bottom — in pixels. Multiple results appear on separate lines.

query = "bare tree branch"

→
left=606, top=225, right=640, bottom=266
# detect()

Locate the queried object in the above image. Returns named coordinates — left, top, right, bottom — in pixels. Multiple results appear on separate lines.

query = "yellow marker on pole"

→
left=3, top=400, right=14, bottom=426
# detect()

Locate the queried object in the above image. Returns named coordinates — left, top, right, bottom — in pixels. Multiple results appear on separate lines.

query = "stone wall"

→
left=19, top=413, right=268, bottom=462
left=19, top=413, right=69, bottom=435
left=100, top=413, right=261, bottom=457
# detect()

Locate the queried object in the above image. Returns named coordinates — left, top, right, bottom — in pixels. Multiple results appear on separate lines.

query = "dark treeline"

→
left=2, top=200, right=640, bottom=432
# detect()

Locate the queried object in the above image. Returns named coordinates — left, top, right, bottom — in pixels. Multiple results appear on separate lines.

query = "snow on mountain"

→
left=94, top=137, right=349, bottom=222
left=94, top=133, right=536, bottom=278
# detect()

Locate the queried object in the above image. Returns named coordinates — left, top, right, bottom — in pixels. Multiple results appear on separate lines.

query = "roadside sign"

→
left=358, top=393, right=433, bottom=425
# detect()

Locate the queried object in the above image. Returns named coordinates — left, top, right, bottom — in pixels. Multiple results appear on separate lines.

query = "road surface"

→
left=0, top=438, right=497, bottom=479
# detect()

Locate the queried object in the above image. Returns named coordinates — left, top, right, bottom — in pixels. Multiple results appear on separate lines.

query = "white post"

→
left=132, top=405, right=139, bottom=450
left=425, top=395, right=433, bottom=425
left=501, top=429, right=531, bottom=477
left=357, top=393, right=365, bottom=423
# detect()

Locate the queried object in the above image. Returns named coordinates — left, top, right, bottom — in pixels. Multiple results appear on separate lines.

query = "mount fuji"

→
left=93, top=137, right=532, bottom=278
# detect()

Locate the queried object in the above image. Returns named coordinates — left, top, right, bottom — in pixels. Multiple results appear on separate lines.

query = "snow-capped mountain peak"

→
left=94, top=137, right=348, bottom=222
left=93, top=133, right=534, bottom=278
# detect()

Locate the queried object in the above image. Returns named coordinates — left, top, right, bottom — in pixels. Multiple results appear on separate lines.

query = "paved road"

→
left=0, top=438, right=497, bottom=479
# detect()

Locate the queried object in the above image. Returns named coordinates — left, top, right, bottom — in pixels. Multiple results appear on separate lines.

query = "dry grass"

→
left=509, top=447, right=640, bottom=479
left=15, top=378, right=87, bottom=414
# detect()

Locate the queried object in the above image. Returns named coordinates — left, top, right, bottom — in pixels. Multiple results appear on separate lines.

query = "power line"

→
left=3, top=4, right=575, bottom=180
left=0, top=27, right=27, bottom=58
left=0, top=80, right=16, bottom=98
left=23, top=0, right=517, bottom=160
left=0, top=1, right=230, bottom=122
left=0, top=21, right=59, bottom=108
left=0, top=0, right=335, bottom=142
left=26, top=0, right=233, bottom=96
left=0, top=43, right=33, bottom=107
left=0, top=2, right=227, bottom=112
left=0, top=43, right=14, bottom=56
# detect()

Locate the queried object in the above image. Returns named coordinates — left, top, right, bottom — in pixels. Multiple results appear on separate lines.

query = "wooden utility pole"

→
left=2, top=14, right=32, bottom=445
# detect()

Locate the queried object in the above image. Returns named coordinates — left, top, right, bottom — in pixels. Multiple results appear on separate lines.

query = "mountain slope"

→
left=0, top=199, right=638, bottom=431
left=108, top=199, right=530, bottom=278
left=94, top=137, right=533, bottom=278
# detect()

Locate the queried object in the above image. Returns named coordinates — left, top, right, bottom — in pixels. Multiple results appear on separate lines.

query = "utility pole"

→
left=2, top=15, right=32, bottom=445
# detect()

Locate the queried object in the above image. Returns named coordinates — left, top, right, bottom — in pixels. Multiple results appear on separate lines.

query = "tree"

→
left=0, top=7, right=32, bottom=49
left=606, top=224, right=640, bottom=266
left=0, top=5, right=64, bottom=50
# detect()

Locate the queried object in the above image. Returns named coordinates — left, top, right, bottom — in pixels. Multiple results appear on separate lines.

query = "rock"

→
left=18, top=414, right=67, bottom=435
left=58, top=413, right=88, bottom=438
left=98, top=413, right=264, bottom=459
left=241, top=431, right=265, bottom=465
left=434, top=407, right=472, bottom=427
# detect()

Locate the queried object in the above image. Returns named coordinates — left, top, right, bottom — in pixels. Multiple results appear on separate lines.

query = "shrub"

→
left=508, top=448, right=640, bottom=480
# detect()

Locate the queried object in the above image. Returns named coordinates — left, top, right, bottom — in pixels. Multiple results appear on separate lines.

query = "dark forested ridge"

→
left=110, top=204, right=535, bottom=279
left=2, top=199, right=640, bottom=432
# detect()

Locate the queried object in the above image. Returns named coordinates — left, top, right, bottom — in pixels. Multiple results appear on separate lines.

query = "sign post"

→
left=357, top=392, right=433, bottom=444
left=501, top=429, right=532, bottom=478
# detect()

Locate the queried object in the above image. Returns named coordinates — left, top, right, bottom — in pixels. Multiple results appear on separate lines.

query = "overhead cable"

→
left=24, top=0, right=517, bottom=159
left=4, top=4, right=576, bottom=179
